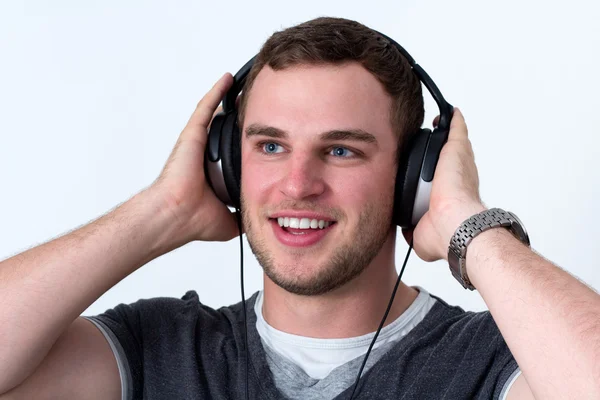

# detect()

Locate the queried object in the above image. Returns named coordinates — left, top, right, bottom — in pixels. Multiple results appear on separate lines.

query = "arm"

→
left=1, top=318, right=122, bottom=400
left=0, top=186, right=175, bottom=394
left=406, top=108, right=600, bottom=399
left=435, top=202, right=600, bottom=399
left=0, top=73, right=238, bottom=396
left=466, top=221, right=600, bottom=399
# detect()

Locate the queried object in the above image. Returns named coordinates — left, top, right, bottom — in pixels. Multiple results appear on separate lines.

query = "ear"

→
left=401, top=228, right=414, bottom=245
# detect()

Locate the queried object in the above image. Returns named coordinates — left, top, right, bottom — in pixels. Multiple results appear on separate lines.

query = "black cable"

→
left=348, top=237, right=414, bottom=400
left=235, top=209, right=249, bottom=400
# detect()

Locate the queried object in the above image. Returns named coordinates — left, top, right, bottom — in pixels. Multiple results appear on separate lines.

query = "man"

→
left=0, top=17, right=598, bottom=400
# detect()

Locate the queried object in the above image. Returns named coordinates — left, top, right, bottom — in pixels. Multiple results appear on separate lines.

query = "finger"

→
left=187, top=73, right=234, bottom=130
left=206, top=95, right=240, bottom=137
left=213, top=104, right=223, bottom=119
left=206, top=105, right=224, bottom=134
left=448, top=107, right=469, bottom=141
left=212, top=95, right=238, bottom=119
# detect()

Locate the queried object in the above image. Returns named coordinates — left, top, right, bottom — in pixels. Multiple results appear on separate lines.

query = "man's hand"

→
left=151, top=73, right=240, bottom=243
left=403, top=108, right=487, bottom=262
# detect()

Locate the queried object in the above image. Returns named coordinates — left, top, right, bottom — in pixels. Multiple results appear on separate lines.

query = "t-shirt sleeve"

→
left=83, top=315, right=133, bottom=400
left=475, top=310, right=521, bottom=400
left=491, top=352, right=520, bottom=399
left=425, top=297, right=523, bottom=400
left=81, top=290, right=205, bottom=400
left=499, top=367, right=522, bottom=400
left=83, top=300, right=147, bottom=400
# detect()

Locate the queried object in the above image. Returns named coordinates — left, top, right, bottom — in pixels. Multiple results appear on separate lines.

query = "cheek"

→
left=333, top=171, right=391, bottom=207
left=334, top=175, right=367, bottom=200
left=328, top=164, right=397, bottom=217
left=240, top=152, right=278, bottom=201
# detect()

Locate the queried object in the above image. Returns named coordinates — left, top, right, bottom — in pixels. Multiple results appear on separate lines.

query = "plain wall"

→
left=1, top=0, right=598, bottom=316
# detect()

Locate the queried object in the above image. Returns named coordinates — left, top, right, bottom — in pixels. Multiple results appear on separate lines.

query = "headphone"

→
left=205, top=31, right=453, bottom=229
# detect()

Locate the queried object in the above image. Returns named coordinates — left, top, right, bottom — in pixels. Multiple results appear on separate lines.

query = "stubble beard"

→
left=240, top=193, right=394, bottom=296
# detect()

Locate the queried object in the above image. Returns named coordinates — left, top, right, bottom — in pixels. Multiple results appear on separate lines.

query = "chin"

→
left=261, top=250, right=370, bottom=297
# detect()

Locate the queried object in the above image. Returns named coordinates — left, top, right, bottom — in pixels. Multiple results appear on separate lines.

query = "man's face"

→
left=240, top=63, right=398, bottom=296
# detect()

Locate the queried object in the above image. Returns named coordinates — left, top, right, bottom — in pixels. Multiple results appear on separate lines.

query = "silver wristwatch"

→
left=448, top=208, right=530, bottom=290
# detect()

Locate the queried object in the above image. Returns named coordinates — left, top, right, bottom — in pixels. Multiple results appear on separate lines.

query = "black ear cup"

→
left=205, top=112, right=232, bottom=207
left=393, top=128, right=431, bottom=229
left=204, top=110, right=242, bottom=209
left=218, top=111, right=242, bottom=209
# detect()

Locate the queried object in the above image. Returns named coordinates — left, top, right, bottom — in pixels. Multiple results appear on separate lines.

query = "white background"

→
left=1, top=1, right=598, bottom=316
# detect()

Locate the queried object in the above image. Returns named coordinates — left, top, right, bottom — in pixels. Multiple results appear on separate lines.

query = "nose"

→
left=280, top=153, right=326, bottom=200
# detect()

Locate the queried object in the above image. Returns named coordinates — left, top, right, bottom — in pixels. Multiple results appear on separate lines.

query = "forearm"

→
left=0, top=187, right=180, bottom=392
left=467, top=228, right=600, bottom=399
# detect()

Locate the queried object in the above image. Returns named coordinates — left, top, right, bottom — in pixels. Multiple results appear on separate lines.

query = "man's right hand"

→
left=151, top=72, right=241, bottom=244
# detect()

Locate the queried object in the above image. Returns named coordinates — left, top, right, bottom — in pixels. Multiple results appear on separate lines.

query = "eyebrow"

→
left=245, top=124, right=378, bottom=145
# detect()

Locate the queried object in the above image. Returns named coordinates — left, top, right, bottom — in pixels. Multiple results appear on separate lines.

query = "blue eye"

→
left=262, top=142, right=283, bottom=154
left=330, top=147, right=354, bottom=157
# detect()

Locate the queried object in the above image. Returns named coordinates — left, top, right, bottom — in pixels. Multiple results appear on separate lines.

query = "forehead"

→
left=242, top=63, right=394, bottom=141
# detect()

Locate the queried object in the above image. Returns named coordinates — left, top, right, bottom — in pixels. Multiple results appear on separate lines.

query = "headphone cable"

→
left=348, top=237, right=414, bottom=400
left=235, top=209, right=249, bottom=400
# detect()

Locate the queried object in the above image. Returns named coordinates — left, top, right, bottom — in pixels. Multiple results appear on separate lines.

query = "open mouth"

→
left=269, top=217, right=336, bottom=247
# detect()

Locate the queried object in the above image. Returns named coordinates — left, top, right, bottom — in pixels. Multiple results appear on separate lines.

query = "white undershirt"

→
left=254, top=286, right=436, bottom=379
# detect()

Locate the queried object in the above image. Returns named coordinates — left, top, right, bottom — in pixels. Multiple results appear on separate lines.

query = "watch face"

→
left=507, top=211, right=531, bottom=247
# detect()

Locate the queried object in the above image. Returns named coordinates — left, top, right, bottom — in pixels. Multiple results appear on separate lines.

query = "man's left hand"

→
left=402, top=108, right=487, bottom=262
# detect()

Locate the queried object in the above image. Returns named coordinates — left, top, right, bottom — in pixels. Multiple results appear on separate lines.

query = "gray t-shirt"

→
left=85, top=290, right=519, bottom=399
left=254, top=287, right=440, bottom=399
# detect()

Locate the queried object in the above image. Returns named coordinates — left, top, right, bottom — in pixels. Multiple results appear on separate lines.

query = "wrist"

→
left=464, top=227, right=516, bottom=288
left=129, top=187, right=192, bottom=261
left=446, top=207, right=531, bottom=291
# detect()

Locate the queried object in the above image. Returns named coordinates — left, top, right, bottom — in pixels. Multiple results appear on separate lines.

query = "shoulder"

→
left=85, top=292, right=259, bottom=399
left=412, top=293, right=519, bottom=399
left=90, top=291, right=257, bottom=346
left=426, top=294, right=506, bottom=342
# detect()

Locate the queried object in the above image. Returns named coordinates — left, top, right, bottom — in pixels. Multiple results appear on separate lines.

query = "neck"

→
left=261, top=231, right=419, bottom=338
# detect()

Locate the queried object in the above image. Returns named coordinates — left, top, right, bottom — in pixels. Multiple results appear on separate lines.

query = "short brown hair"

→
left=237, top=17, right=424, bottom=157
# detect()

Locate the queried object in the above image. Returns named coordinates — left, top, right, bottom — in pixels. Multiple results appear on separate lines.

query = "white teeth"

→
left=275, top=217, right=333, bottom=230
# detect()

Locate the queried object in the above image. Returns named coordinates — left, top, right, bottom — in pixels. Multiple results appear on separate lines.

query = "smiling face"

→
left=240, top=62, right=399, bottom=296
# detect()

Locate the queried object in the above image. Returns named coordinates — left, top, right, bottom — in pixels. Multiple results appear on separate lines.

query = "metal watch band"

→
left=447, top=208, right=530, bottom=291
